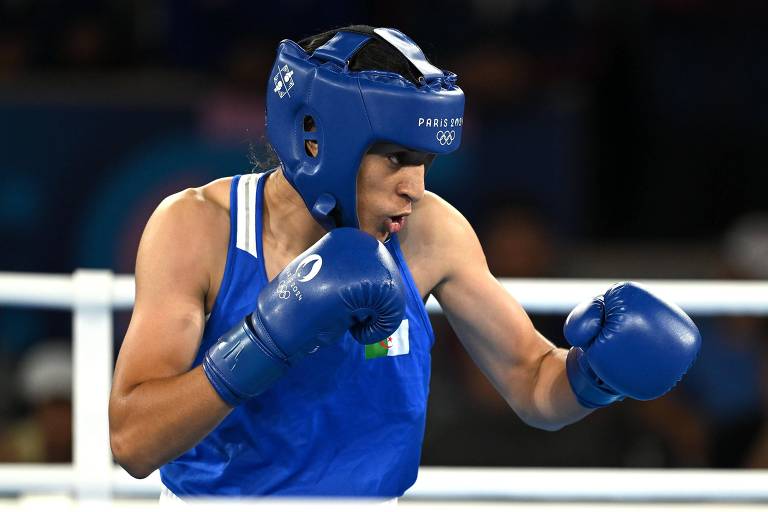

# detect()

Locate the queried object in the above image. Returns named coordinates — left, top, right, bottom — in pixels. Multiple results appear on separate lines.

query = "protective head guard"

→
left=266, top=27, right=465, bottom=230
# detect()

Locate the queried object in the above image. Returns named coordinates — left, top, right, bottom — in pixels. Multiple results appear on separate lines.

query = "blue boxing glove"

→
left=202, top=228, right=405, bottom=406
left=564, top=281, right=701, bottom=408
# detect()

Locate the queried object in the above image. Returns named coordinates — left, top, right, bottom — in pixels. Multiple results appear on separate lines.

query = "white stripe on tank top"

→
left=235, top=173, right=261, bottom=258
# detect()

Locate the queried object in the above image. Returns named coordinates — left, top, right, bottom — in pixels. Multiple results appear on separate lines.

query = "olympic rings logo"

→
left=276, top=281, right=291, bottom=300
left=436, top=130, right=456, bottom=146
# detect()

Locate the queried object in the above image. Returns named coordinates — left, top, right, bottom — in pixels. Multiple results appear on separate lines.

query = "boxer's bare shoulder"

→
left=137, top=177, right=232, bottom=313
left=400, top=190, right=486, bottom=299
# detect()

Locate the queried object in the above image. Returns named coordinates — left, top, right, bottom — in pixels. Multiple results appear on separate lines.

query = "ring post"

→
left=72, top=269, right=114, bottom=501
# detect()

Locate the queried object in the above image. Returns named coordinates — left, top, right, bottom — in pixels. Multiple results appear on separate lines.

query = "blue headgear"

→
left=266, top=27, right=465, bottom=230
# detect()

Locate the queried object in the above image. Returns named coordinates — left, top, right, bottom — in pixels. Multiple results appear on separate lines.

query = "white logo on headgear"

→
left=436, top=130, right=456, bottom=145
left=418, top=117, right=463, bottom=128
left=273, top=65, right=294, bottom=99
left=296, top=254, right=323, bottom=283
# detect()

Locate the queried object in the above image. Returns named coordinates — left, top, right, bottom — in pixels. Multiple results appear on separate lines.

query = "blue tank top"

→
left=160, top=172, right=435, bottom=497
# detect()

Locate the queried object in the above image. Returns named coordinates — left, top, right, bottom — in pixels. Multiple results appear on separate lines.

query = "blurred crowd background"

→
left=2, top=0, right=768, bottom=471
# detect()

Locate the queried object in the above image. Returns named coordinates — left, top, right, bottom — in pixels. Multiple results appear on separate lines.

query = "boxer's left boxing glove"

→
left=202, top=228, right=405, bottom=406
left=563, top=281, right=701, bottom=408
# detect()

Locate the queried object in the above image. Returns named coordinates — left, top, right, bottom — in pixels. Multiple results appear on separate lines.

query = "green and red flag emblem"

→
left=365, top=319, right=410, bottom=359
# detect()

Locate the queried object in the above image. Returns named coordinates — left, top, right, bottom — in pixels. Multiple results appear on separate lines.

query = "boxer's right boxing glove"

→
left=202, top=228, right=405, bottom=407
left=564, top=281, right=701, bottom=408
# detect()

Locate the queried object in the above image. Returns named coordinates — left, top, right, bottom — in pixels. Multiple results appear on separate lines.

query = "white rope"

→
left=0, top=272, right=132, bottom=310
left=12, top=497, right=767, bottom=512
left=2, top=271, right=768, bottom=314
left=408, top=467, right=768, bottom=502
left=0, top=466, right=767, bottom=503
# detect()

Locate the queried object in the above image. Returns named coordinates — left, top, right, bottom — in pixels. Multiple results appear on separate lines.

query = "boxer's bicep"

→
left=112, top=191, right=218, bottom=398
left=432, top=217, right=554, bottom=409
left=109, top=189, right=234, bottom=477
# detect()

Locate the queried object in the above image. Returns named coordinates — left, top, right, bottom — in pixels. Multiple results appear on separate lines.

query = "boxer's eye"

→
left=387, top=153, right=403, bottom=167
left=386, top=150, right=433, bottom=168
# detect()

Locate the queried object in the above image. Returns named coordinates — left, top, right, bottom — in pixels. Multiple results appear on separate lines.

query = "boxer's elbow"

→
left=110, top=427, right=156, bottom=479
left=109, top=400, right=158, bottom=479
left=516, top=398, right=591, bottom=432
left=505, top=349, right=579, bottom=432
left=512, top=390, right=576, bottom=432
left=502, top=390, right=569, bottom=431
left=517, top=410, right=570, bottom=432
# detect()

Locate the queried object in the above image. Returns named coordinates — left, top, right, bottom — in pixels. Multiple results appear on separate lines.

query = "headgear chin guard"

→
left=266, top=27, right=465, bottom=230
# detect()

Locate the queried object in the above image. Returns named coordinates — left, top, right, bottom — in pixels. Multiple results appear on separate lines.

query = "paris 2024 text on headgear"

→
left=266, top=27, right=465, bottom=230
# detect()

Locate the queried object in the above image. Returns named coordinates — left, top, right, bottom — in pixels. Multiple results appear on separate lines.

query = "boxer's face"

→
left=356, top=143, right=432, bottom=241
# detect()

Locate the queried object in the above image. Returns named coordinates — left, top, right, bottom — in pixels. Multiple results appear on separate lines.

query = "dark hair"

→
left=251, top=25, right=426, bottom=173
left=298, top=25, right=423, bottom=85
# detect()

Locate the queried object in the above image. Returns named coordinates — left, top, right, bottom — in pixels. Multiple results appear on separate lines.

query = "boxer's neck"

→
left=262, top=168, right=327, bottom=257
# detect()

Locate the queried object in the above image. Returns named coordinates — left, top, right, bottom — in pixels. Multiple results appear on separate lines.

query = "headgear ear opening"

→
left=303, top=116, right=318, bottom=158
left=265, top=27, right=465, bottom=230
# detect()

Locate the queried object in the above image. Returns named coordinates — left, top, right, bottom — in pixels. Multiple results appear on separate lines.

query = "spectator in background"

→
left=0, top=340, right=72, bottom=463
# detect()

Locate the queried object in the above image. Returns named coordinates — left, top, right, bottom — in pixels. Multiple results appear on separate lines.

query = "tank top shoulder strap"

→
left=203, top=172, right=270, bottom=339
left=233, top=172, right=265, bottom=259
left=385, top=233, right=435, bottom=343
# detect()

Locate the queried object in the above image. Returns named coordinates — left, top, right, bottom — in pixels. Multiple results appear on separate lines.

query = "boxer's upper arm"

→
left=111, top=189, right=226, bottom=398
left=430, top=201, right=555, bottom=412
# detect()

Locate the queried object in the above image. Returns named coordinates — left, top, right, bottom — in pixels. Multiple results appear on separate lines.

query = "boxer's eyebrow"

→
left=368, top=143, right=433, bottom=166
left=396, top=150, right=433, bottom=166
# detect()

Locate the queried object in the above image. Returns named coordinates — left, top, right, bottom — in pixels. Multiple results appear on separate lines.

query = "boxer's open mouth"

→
left=387, top=215, right=407, bottom=233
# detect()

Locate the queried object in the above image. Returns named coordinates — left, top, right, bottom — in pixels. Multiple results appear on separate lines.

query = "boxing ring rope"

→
left=1, top=269, right=768, bottom=503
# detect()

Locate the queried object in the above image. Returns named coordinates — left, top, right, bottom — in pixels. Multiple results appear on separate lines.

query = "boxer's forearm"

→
left=109, top=365, right=232, bottom=479
left=517, top=343, right=593, bottom=431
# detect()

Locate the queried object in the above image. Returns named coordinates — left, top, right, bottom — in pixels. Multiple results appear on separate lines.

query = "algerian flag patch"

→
left=365, top=319, right=409, bottom=359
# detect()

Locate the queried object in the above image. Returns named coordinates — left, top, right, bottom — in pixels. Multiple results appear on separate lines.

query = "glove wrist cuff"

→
left=566, top=347, right=624, bottom=409
left=202, top=315, right=291, bottom=407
